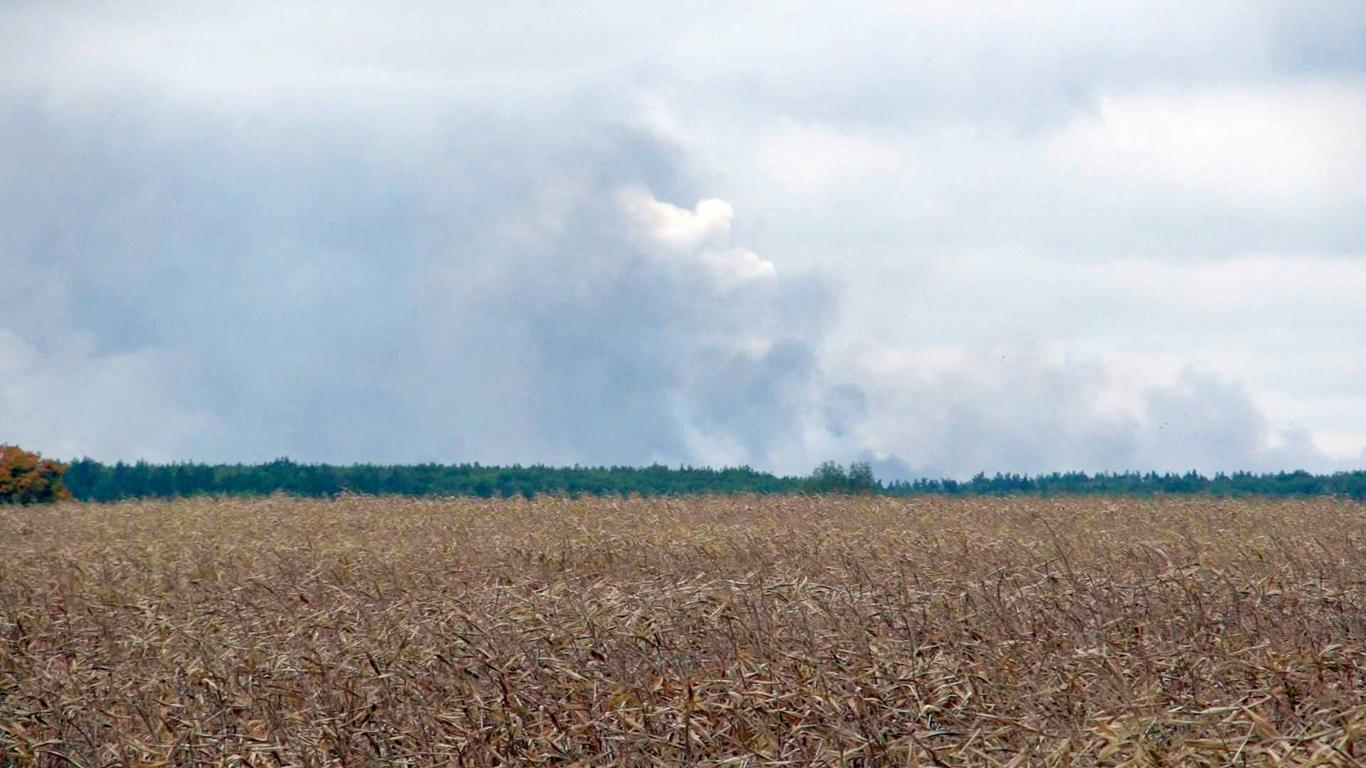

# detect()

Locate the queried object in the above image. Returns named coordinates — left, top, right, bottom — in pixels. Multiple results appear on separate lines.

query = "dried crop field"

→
left=1, top=496, right=1363, bottom=766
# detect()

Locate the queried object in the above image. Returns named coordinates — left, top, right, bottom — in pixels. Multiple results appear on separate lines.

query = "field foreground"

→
left=1, top=496, right=1363, bottom=766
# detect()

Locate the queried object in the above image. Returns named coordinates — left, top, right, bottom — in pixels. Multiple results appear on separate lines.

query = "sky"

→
left=1, top=1, right=1363, bottom=478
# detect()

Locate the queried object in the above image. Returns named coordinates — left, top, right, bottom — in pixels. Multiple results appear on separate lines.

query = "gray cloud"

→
left=0, top=97, right=860, bottom=469
left=857, top=355, right=1353, bottom=480
left=1, top=1, right=1361, bottom=474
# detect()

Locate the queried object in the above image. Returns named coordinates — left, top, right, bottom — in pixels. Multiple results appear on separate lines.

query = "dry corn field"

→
left=1, top=496, right=1363, bottom=767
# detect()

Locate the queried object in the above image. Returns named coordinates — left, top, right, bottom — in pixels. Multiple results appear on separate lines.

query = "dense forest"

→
left=59, top=458, right=1366, bottom=501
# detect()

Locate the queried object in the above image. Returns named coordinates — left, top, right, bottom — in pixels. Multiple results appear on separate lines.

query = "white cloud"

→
left=755, top=123, right=908, bottom=195
left=1046, top=82, right=1366, bottom=214
left=617, top=187, right=733, bottom=248
left=697, top=248, right=776, bottom=286
left=618, top=187, right=776, bottom=288
left=688, top=77, right=1366, bottom=272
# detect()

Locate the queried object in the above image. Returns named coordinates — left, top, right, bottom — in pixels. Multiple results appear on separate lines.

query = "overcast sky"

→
left=2, top=1, right=1363, bottom=478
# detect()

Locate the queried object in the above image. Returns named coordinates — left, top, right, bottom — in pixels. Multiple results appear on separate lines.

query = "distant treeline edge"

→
left=61, top=458, right=1366, bottom=501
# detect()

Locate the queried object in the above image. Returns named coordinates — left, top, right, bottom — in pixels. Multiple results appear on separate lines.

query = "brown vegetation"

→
left=1, top=495, right=1363, bottom=766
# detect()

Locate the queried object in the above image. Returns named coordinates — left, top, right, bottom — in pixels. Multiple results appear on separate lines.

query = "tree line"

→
left=3, top=443, right=1362, bottom=503
left=61, top=458, right=800, bottom=501
left=54, top=457, right=1366, bottom=501
left=884, top=469, right=1365, bottom=499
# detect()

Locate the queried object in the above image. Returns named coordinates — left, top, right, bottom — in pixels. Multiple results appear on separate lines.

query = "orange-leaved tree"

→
left=0, top=444, right=72, bottom=504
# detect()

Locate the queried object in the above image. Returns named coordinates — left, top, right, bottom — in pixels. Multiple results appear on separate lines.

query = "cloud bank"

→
left=1, top=1, right=1362, bottom=477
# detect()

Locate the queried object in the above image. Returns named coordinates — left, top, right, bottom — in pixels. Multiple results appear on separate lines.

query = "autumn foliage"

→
left=0, top=444, right=71, bottom=503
